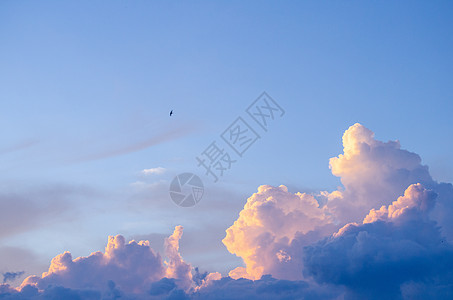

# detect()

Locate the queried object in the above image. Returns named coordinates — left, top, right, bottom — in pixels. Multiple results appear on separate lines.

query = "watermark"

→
left=169, top=173, right=204, bottom=207
left=246, top=93, right=285, bottom=132
left=196, top=92, right=285, bottom=183
left=169, top=92, right=285, bottom=207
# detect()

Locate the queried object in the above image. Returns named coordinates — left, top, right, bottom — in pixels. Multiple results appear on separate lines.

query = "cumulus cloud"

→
left=191, top=275, right=343, bottom=300
left=303, top=183, right=453, bottom=299
left=3, top=276, right=344, bottom=300
left=326, top=123, right=434, bottom=224
left=164, top=225, right=193, bottom=290
left=223, top=185, right=334, bottom=280
left=195, top=272, right=221, bottom=290
left=5, top=226, right=197, bottom=299
left=325, top=123, right=453, bottom=241
left=0, top=284, right=101, bottom=300
left=20, top=234, right=165, bottom=294
left=1, top=123, right=452, bottom=299
left=220, top=123, right=453, bottom=298
left=362, top=183, right=436, bottom=223
left=0, top=227, right=344, bottom=300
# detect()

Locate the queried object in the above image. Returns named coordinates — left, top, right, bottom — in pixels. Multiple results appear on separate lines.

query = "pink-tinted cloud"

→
left=219, top=123, right=453, bottom=299
left=14, top=226, right=196, bottom=298
left=325, top=123, right=453, bottom=242
left=21, top=234, right=165, bottom=294
left=363, top=183, right=436, bottom=223
left=327, top=123, right=434, bottom=224
left=164, top=225, right=193, bottom=290
left=223, top=185, right=333, bottom=280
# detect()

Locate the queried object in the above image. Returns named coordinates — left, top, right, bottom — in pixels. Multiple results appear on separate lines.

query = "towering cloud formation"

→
left=327, top=123, right=434, bottom=223
left=326, top=123, right=453, bottom=241
left=221, top=123, right=453, bottom=298
left=1, top=123, right=452, bottom=299
left=164, top=225, right=193, bottom=290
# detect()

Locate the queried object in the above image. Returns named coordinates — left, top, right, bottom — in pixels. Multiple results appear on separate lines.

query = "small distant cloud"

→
left=142, top=167, right=166, bottom=175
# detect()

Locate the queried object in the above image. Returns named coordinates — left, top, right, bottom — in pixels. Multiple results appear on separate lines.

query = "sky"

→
left=1, top=1, right=453, bottom=299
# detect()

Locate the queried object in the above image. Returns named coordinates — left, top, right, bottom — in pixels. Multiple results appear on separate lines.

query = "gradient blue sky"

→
left=1, top=0, right=452, bottom=286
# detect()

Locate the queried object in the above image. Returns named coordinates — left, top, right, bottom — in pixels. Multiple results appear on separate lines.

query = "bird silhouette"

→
left=170, top=110, right=173, bottom=116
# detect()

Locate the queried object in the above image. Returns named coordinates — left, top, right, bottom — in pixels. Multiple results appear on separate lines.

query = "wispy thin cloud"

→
left=0, top=139, right=39, bottom=155
left=0, top=183, right=97, bottom=239
left=75, top=122, right=199, bottom=162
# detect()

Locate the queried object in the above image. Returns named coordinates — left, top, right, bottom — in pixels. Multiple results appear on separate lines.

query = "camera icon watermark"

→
left=169, top=173, right=204, bottom=207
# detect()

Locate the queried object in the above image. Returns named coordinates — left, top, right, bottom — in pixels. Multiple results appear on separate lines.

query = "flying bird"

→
left=170, top=110, right=173, bottom=116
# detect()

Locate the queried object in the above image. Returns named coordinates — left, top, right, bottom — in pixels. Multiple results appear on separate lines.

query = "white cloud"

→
left=142, top=167, right=166, bottom=175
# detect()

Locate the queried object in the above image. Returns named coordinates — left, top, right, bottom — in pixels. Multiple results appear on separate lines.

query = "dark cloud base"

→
left=0, top=276, right=343, bottom=300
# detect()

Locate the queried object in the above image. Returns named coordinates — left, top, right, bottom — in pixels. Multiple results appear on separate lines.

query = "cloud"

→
left=2, top=272, right=25, bottom=283
left=222, top=185, right=334, bottom=280
left=21, top=234, right=166, bottom=294
left=325, top=123, right=453, bottom=241
left=164, top=226, right=193, bottom=290
left=191, top=275, right=343, bottom=300
left=0, top=284, right=101, bottom=300
left=3, top=276, right=344, bottom=300
left=303, top=184, right=453, bottom=299
left=1, top=123, right=452, bottom=299
left=195, top=272, right=221, bottom=290
left=75, top=123, right=199, bottom=162
left=12, top=226, right=194, bottom=298
left=0, top=139, right=38, bottom=155
left=0, top=246, right=46, bottom=287
left=125, top=180, right=251, bottom=275
left=142, top=167, right=166, bottom=175
left=2, top=226, right=345, bottom=300
left=219, top=123, right=453, bottom=298
left=0, top=183, right=95, bottom=239
left=362, top=183, right=436, bottom=223
left=326, top=123, right=434, bottom=224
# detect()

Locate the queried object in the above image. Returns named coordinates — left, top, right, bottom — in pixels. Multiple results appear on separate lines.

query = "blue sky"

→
left=1, top=0, right=453, bottom=296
